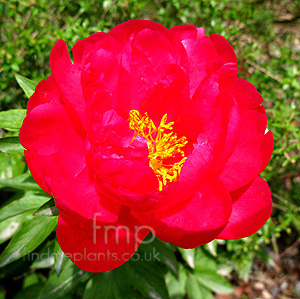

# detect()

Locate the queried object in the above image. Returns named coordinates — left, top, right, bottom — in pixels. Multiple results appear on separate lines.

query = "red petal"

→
left=20, top=103, right=86, bottom=156
left=231, top=78, right=263, bottom=110
left=43, top=151, right=120, bottom=221
left=217, top=176, right=272, bottom=239
left=217, top=109, right=274, bottom=191
left=174, top=136, right=213, bottom=200
left=81, top=47, right=120, bottom=105
left=209, top=34, right=237, bottom=65
left=24, top=150, right=50, bottom=194
left=133, top=175, right=232, bottom=248
left=139, top=64, right=189, bottom=125
left=57, top=208, right=149, bottom=272
left=50, top=39, right=87, bottom=129
left=109, top=19, right=167, bottom=45
left=27, top=75, right=61, bottom=113
left=72, top=33, right=120, bottom=65
left=204, top=93, right=241, bottom=171
left=118, top=28, right=178, bottom=114
left=93, top=156, right=159, bottom=194
left=179, top=36, right=219, bottom=96
left=164, top=24, right=199, bottom=43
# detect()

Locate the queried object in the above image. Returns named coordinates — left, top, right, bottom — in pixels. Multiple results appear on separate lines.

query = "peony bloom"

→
left=19, top=20, right=274, bottom=272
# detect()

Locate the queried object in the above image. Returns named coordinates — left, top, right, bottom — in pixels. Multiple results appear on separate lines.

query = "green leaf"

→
left=113, top=266, right=142, bottom=299
left=33, top=197, right=59, bottom=217
left=54, top=240, right=68, bottom=277
left=15, top=74, right=37, bottom=98
left=31, top=240, right=56, bottom=269
left=165, top=267, right=188, bottom=299
left=0, top=214, right=27, bottom=244
left=38, top=260, right=89, bottom=299
left=84, top=258, right=170, bottom=298
left=187, top=276, right=208, bottom=299
left=0, top=109, right=26, bottom=131
left=0, top=216, right=57, bottom=267
left=0, top=173, right=41, bottom=191
left=122, top=259, right=169, bottom=299
left=23, top=272, right=40, bottom=288
left=14, top=284, right=45, bottom=299
left=194, top=248, right=217, bottom=272
left=196, top=285, right=214, bottom=299
left=195, top=270, right=234, bottom=294
left=83, top=273, right=118, bottom=299
left=138, top=236, right=178, bottom=275
left=0, top=192, right=50, bottom=222
left=179, top=248, right=195, bottom=269
left=0, top=152, right=26, bottom=180
left=0, top=137, right=24, bottom=154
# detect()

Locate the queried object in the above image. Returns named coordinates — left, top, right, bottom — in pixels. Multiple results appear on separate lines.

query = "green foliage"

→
left=0, top=216, right=57, bottom=267
left=33, top=198, right=59, bottom=217
left=0, top=0, right=299, bottom=298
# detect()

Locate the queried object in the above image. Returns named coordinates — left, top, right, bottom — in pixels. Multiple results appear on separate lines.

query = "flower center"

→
left=128, top=110, right=188, bottom=191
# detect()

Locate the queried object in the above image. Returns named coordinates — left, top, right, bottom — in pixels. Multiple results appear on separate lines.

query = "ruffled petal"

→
left=57, top=207, right=149, bottom=272
left=118, top=28, right=178, bottom=114
left=139, top=64, right=189, bottom=125
left=132, top=174, right=232, bottom=248
left=217, top=176, right=272, bottom=239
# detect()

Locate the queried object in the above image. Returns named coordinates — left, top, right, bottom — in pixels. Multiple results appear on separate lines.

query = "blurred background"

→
left=0, top=0, right=300, bottom=298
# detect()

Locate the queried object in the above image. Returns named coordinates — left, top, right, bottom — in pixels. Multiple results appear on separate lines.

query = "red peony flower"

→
left=19, top=20, right=274, bottom=272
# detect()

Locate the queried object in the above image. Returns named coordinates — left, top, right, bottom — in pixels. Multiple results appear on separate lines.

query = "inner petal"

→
left=128, top=110, right=188, bottom=191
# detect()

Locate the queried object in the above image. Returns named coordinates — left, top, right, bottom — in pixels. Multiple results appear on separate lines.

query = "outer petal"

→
left=72, top=32, right=119, bottom=65
left=204, top=93, right=241, bottom=172
left=50, top=39, right=87, bottom=129
left=57, top=208, right=149, bottom=272
left=23, top=150, right=50, bottom=194
left=20, top=103, right=87, bottom=193
left=231, top=78, right=263, bottom=110
left=109, top=19, right=167, bottom=45
left=217, top=176, right=272, bottom=239
left=164, top=24, right=202, bottom=44
left=27, top=75, right=61, bottom=113
left=217, top=109, right=274, bottom=191
left=132, top=175, right=232, bottom=248
left=20, top=103, right=86, bottom=156
left=209, top=34, right=238, bottom=66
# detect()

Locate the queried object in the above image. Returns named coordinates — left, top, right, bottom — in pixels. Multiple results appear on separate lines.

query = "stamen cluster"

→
left=128, top=110, right=188, bottom=191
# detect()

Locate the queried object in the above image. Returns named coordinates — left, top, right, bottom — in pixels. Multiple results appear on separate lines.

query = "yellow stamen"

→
left=128, top=110, right=188, bottom=191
